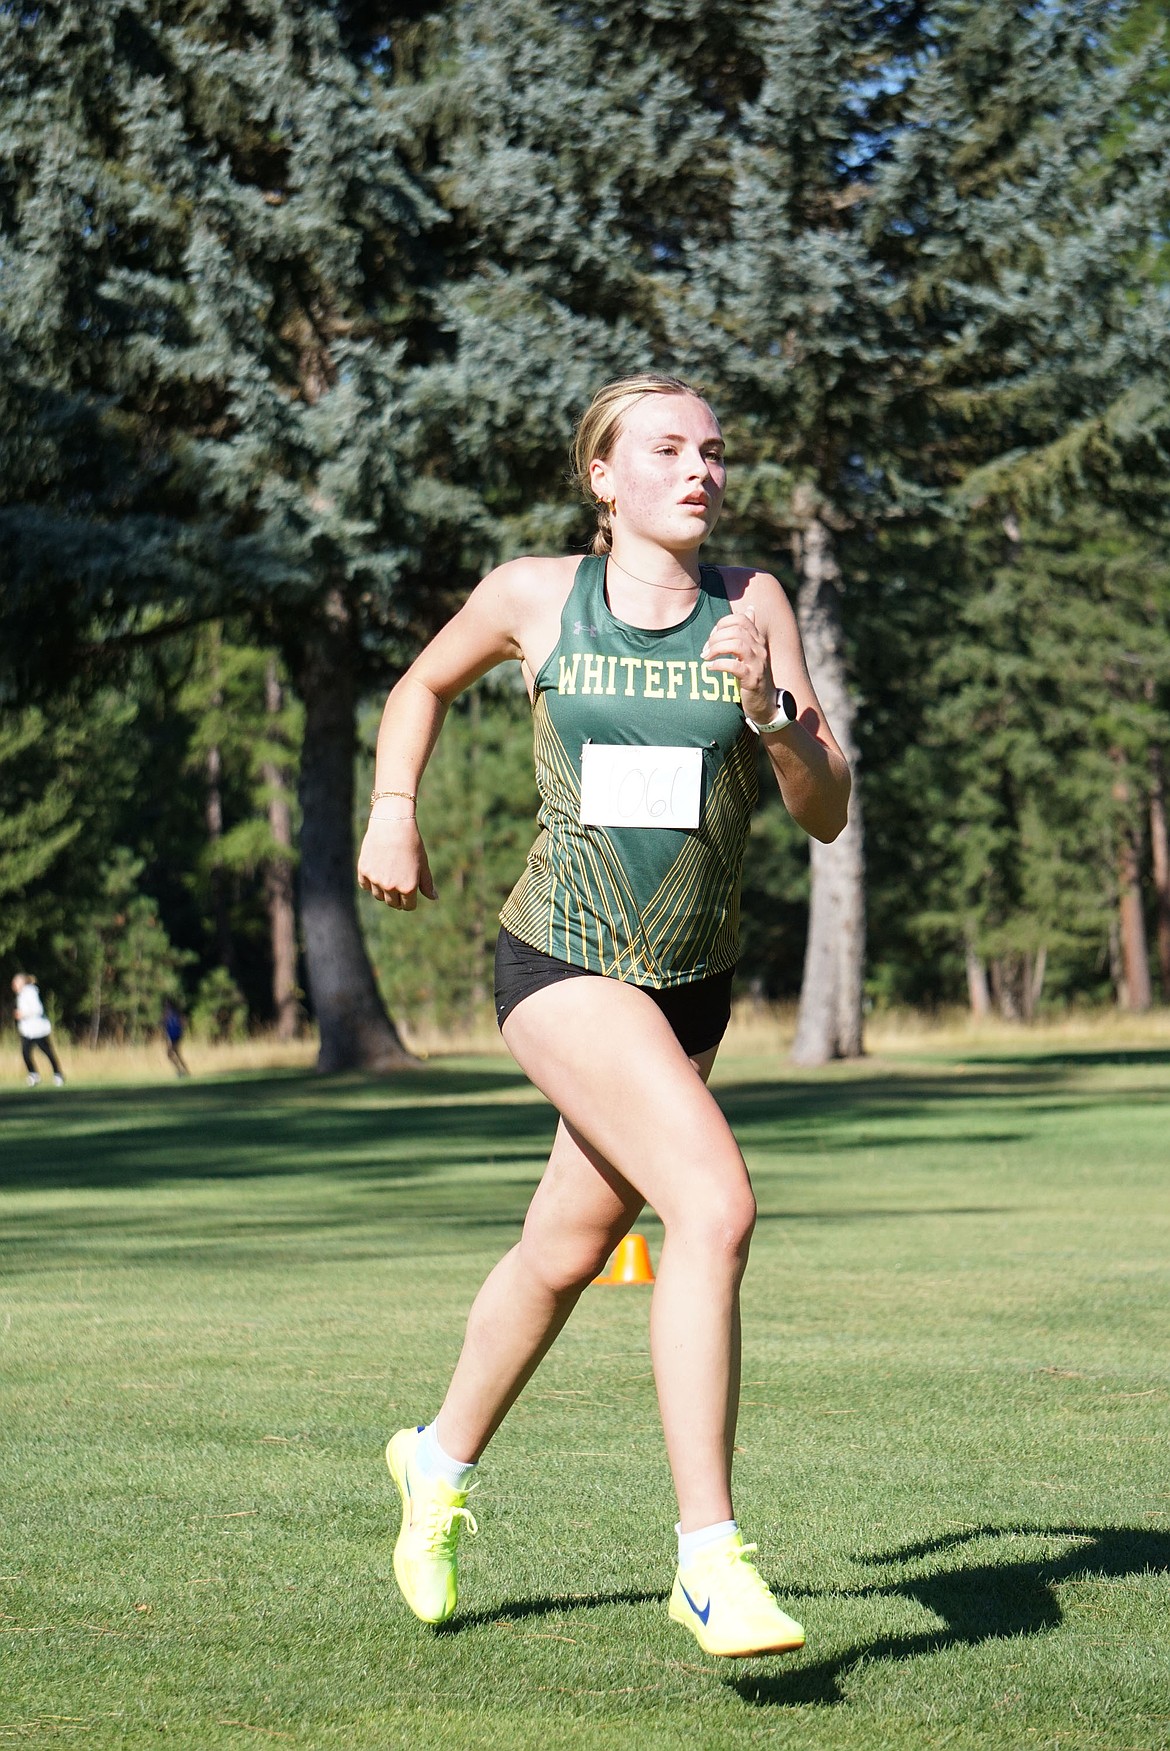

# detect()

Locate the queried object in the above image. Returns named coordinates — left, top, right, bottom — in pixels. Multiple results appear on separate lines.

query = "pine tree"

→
left=390, top=0, right=755, bottom=564
left=6, top=0, right=1167, bottom=1050
left=0, top=0, right=433, bottom=1068
left=920, top=505, right=1170, bottom=1013
left=177, top=626, right=304, bottom=1030
left=0, top=709, right=85, bottom=959
left=0, top=690, right=140, bottom=974
left=679, top=0, right=1170, bottom=1056
left=74, top=848, right=194, bottom=1044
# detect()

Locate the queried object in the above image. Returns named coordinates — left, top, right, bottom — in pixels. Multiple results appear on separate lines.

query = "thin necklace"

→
left=607, top=554, right=701, bottom=594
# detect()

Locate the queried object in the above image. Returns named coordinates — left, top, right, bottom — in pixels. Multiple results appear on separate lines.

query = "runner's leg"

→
left=434, top=1056, right=741, bottom=1471
left=434, top=1113, right=644, bottom=1461
left=496, top=977, right=754, bottom=1531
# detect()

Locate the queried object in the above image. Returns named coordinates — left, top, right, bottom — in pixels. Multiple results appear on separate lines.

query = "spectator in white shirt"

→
left=12, top=974, right=64, bottom=1086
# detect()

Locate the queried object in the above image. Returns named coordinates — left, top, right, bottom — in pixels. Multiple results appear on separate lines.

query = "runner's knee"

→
left=519, top=1207, right=629, bottom=1295
left=669, top=1179, right=756, bottom=1263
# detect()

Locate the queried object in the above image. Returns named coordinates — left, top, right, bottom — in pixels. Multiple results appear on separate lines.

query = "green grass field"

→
left=2, top=1041, right=1168, bottom=1750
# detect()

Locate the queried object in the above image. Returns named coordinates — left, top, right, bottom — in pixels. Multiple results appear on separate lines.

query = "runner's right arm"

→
left=357, top=559, right=553, bottom=910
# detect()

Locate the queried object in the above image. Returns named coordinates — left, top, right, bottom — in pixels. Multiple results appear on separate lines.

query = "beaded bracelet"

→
left=370, top=789, right=417, bottom=806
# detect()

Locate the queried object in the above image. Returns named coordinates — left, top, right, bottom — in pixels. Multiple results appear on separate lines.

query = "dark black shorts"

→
left=494, top=927, right=734, bottom=1058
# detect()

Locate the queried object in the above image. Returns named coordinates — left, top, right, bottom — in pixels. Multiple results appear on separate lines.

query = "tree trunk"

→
left=964, top=924, right=992, bottom=1018
left=1029, top=943, right=1047, bottom=1016
left=89, top=944, right=104, bottom=1048
left=205, top=739, right=235, bottom=973
left=263, top=657, right=303, bottom=1040
left=1112, top=751, right=1151, bottom=1013
left=1148, top=741, right=1170, bottom=1001
left=293, top=591, right=413, bottom=1071
left=204, top=627, right=235, bottom=974
left=790, top=488, right=865, bottom=1065
left=467, top=687, right=488, bottom=1008
left=989, top=956, right=1021, bottom=1021
left=1117, top=842, right=1152, bottom=1013
left=1107, top=914, right=1124, bottom=1005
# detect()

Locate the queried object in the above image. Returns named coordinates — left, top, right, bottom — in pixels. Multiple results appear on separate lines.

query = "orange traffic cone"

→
left=593, top=1232, right=655, bottom=1286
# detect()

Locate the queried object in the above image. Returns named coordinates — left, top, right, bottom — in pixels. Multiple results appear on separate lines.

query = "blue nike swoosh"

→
left=680, top=1581, right=710, bottom=1626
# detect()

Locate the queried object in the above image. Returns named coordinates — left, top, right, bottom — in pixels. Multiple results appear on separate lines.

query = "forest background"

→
left=1, top=0, right=1168, bottom=1071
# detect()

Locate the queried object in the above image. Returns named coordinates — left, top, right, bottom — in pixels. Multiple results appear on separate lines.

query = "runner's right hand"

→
left=357, top=818, right=437, bottom=910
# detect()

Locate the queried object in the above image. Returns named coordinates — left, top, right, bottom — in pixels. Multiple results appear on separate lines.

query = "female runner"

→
left=357, top=373, right=850, bottom=1657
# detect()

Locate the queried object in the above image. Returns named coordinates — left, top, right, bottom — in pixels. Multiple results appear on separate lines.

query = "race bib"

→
left=579, top=743, right=703, bottom=830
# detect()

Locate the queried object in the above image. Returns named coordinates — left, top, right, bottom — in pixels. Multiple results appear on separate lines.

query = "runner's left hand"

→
left=700, top=605, right=774, bottom=725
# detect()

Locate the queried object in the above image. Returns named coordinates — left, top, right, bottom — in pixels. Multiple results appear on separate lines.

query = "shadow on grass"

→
left=752, top=1205, right=1012, bottom=1224
left=407, top=1523, right=1168, bottom=1703
left=0, top=1068, right=557, bottom=1194
left=0, top=1053, right=1025, bottom=1274
left=717, top=1062, right=1170, bottom=1143
left=960, top=1048, right=1170, bottom=1072
left=5, top=1047, right=1166, bottom=1197
left=435, top=1586, right=667, bottom=1634
left=732, top=1523, right=1170, bottom=1707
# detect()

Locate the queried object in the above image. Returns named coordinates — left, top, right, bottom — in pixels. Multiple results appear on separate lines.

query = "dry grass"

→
left=868, top=1001, right=1170, bottom=1052
left=365, top=997, right=1170, bottom=1065
left=398, top=1011, right=512, bottom=1059
left=726, top=999, right=1170, bottom=1059
left=6, top=999, right=1170, bottom=1087
left=0, top=1029, right=319, bottom=1086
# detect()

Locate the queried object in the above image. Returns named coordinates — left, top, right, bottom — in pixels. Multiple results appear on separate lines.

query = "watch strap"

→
left=745, top=688, right=798, bottom=736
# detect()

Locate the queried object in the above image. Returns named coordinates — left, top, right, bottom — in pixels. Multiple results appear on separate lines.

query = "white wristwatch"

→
left=745, top=688, right=798, bottom=736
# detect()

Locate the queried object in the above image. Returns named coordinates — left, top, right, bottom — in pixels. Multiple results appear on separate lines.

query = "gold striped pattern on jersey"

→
left=499, top=690, right=757, bottom=988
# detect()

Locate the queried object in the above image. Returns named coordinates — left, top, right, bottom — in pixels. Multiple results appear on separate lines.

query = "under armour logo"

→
left=572, top=620, right=599, bottom=638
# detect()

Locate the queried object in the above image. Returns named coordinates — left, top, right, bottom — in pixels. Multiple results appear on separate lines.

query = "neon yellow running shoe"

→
left=669, top=1531, right=805, bottom=1657
left=386, top=1426, right=478, bottom=1625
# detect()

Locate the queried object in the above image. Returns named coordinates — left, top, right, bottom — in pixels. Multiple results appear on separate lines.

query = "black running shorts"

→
left=494, top=927, right=734, bottom=1058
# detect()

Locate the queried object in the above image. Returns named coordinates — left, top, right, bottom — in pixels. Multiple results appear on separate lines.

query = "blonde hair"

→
left=572, top=373, right=710, bottom=555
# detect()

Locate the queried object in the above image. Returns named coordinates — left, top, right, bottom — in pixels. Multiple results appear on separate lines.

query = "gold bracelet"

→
left=370, top=788, right=417, bottom=805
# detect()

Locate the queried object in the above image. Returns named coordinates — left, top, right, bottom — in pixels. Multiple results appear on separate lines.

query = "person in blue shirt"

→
left=162, top=998, right=190, bottom=1077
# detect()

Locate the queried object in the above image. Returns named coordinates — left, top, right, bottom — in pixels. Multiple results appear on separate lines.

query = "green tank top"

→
left=499, top=554, right=758, bottom=987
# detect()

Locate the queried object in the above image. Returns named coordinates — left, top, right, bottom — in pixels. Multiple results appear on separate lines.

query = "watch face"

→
left=779, top=689, right=797, bottom=723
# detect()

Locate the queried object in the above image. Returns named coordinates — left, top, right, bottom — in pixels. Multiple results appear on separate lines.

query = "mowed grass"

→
left=1, top=1042, right=1168, bottom=1750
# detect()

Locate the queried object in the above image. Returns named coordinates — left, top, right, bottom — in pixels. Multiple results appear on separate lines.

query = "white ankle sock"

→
left=676, top=1519, right=738, bottom=1568
left=417, top=1422, right=477, bottom=1493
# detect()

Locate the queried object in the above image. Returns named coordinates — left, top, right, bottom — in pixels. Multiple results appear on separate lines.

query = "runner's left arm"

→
left=700, top=571, right=851, bottom=843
